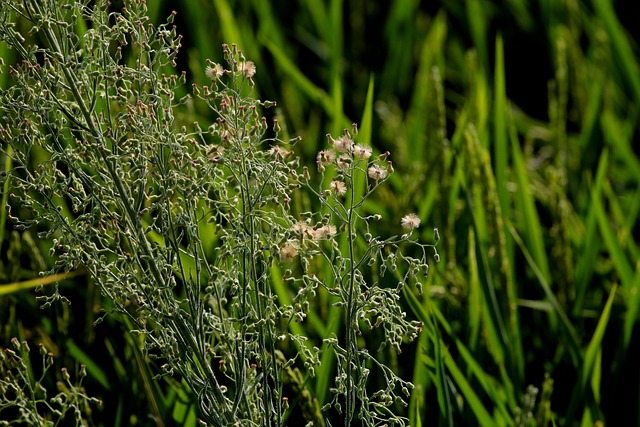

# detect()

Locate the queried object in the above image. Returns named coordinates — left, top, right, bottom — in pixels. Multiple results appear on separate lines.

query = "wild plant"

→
left=0, top=338, right=101, bottom=426
left=0, top=0, right=438, bottom=425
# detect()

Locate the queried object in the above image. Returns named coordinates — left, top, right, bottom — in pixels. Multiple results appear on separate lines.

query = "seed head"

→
left=367, top=164, right=387, bottom=181
left=241, top=61, right=256, bottom=78
left=401, top=213, right=421, bottom=230
left=330, top=180, right=347, bottom=196
left=280, top=244, right=298, bottom=262
left=316, top=149, right=335, bottom=165
left=333, top=134, right=353, bottom=152
left=353, top=144, right=372, bottom=160
left=205, top=63, right=224, bottom=80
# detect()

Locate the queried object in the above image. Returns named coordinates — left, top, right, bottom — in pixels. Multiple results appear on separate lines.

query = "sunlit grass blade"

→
left=171, top=383, right=198, bottom=427
left=429, top=302, right=453, bottom=426
left=352, top=74, right=374, bottom=203
left=270, top=264, right=323, bottom=358
left=404, top=285, right=512, bottom=424
left=493, top=39, right=524, bottom=383
left=0, top=270, right=87, bottom=296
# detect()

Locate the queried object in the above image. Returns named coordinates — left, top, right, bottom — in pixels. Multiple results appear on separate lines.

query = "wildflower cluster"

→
left=0, top=338, right=101, bottom=425
left=300, top=127, right=439, bottom=425
left=1, top=1, right=309, bottom=424
left=0, top=1, right=439, bottom=426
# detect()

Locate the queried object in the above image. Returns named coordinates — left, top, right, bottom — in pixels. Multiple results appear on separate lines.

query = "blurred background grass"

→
left=2, top=0, right=640, bottom=425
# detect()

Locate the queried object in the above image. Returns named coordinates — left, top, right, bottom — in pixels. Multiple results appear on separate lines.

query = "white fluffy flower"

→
left=401, top=213, right=421, bottom=230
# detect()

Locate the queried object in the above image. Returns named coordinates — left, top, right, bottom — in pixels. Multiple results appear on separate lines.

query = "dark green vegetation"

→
left=2, top=0, right=639, bottom=425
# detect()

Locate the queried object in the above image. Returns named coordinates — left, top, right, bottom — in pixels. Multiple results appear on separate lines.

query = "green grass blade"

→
left=592, top=0, right=640, bottom=106
left=623, top=270, right=640, bottom=351
left=66, top=339, right=111, bottom=390
left=592, top=180, right=633, bottom=287
left=465, top=0, right=488, bottom=72
left=212, top=0, right=246, bottom=54
left=262, top=40, right=333, bottom=115
left=405, top=285, right=512, bottom=424
left=467, top=227, right=482, bottom=352
left=456, top=340, right=512, bottom=423
left=403, top=287, right=452, bottom=425
left=0, top=145, right=12, bottom=245
left=270, top=264, right=322, bottom=358
left=582, top=285, right=616, bottom=391
left=358, top=74, right=374, bottom=148
left=567, top=284, right=617, bottom=421
left=573, top=150, right=609, bottom=315
left=299, top=0, right=329, bottom=37
left=381, top=0, right=421, bottom=94
left=179, top=0, right=218, bottom=66
left=328, top=0, right=344, bottom=134
left=508, top=222, right=582, bottom=366
left=443, top=347, right=497, bottom=427
left=406, top=11, right=447, bottom=161
left=430, top=308, right=453, bottom=426
left=313, top=259, right=342, bottom=406
left=493, top=34, right=508, bottom=216
left=601, top=111, right=640, bottom=183
left=410, top=328, right=431, bottom=427
left=510, top=120, right=551, bottom=282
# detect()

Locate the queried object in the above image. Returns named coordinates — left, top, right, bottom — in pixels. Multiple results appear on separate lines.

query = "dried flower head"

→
left=333, top=134, right=353, bottom=152
left=207, top=144, right=225, bottom=162
left=367, top=164, right=387, bottom=181
left=270, top=145, right=290, bottom=159
left=353, top=144, right=372, bottom=160
left=242, top=61, right=256, bottom=78
left=330, top=180, right=347, bottom=196
left=317, top=149, right=336, bottom=165
left=205, top=63, right=224, bottom=80
left=312, top=224, right=337, bottom=240
left=401, top=213, right=421, bottom=230
left=280, top=244, right=298, bottom=262
left=294, top=221, right=314, bottom=238
left=337, top=154, right=351, bottom=169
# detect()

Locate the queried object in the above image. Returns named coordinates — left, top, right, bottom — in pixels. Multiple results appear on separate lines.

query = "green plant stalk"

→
left=344, top=167, right=358, bottom=426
